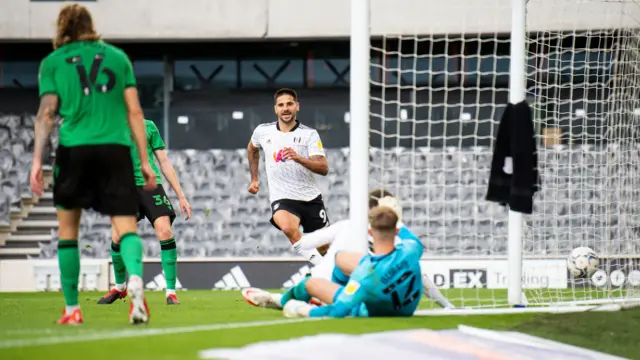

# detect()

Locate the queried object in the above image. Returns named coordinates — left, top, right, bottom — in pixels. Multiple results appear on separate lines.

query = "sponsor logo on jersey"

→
left=273, top=149, right=286, bottom=163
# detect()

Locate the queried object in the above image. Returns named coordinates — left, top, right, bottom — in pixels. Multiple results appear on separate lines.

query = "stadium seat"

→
left=1, top=113, right=639, bottom=259
left=56, top=145, right=640, bottom=258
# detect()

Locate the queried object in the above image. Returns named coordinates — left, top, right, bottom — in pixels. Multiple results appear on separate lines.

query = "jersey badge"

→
left=344, top=280, right=361, bottom=295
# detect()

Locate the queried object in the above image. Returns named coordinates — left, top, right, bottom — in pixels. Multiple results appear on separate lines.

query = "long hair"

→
left=53, top=4, right=101, bottom=49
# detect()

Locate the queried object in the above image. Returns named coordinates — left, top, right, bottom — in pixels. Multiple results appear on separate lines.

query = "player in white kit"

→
left=247, top=88, right=330, bottom=265
left=243, top=189, right=455, bottom=310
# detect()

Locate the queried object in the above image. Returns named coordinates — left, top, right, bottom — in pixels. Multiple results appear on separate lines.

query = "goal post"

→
left=350, top=0, right=640, bottom=313
left=507, top=0, right=527, bottom=307
left=349, top=0, right=371, bottom=255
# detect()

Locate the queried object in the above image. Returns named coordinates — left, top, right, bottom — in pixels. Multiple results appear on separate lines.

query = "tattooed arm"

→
left=30, top=94, right=58, bottom=195
left=285, top=153, right=329, bottom=176
left=247, top=141, right=261, bottom=194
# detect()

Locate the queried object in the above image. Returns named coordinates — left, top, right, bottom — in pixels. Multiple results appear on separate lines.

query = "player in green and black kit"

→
left=99, top=119, right=192, bottom=305
left=30, top=4, right=154, bottom=325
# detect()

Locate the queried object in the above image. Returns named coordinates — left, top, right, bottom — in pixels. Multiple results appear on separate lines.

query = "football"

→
left=567, top=246, right=599, bottom=278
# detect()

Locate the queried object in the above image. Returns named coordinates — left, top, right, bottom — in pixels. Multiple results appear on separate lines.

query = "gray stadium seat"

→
left=0, top=112, right=633, bottom=259
left=0, top=194, right=10, bottom=225
left=22, top=144, right=620, bottom=259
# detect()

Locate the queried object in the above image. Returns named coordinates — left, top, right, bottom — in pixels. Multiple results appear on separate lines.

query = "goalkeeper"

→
left=283, top=205, right=421, bottom=318
left=242, top=190, right=454, bottom=310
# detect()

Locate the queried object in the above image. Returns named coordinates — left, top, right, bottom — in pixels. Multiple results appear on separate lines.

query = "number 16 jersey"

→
left=38, top=40, right=137, bottom=148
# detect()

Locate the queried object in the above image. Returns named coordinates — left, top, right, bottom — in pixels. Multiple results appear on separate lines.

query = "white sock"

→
left=65, top=305, right=80, bottom=315
left=292, top=244, right=323, bottom=265
left=422, top=274, right=455, bottom=309
left=166, top=289, right=176, bottom=297
left=115, top=283, right=127, bottom=292
left=270, top=293, right=283, bottom=309
left=127, top=275, right=143, bottom=292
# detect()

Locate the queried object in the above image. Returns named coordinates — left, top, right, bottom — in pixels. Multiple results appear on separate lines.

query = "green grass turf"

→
left=0, top=290, right=638, bottom=360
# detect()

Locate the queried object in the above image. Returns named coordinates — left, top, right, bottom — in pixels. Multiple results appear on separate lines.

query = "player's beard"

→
left=279, top=111, right=296, bottom=123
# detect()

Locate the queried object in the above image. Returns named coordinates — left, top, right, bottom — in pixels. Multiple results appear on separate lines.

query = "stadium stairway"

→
left=0, top=165, right=55, bottom=260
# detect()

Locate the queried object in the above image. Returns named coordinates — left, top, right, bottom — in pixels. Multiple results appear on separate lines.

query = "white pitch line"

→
left=0, top=318, right=325, bottom=350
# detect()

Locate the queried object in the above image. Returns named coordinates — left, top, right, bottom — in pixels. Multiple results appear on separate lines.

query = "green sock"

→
left=57, top=240, right=80, bottom=306
left=111, top=242, right=127, bottom=285
left=119, top=232, right=144, bottom=278
left=160, top=238, right=177, bottom=290
left=280, top=276, right=311, bottom=308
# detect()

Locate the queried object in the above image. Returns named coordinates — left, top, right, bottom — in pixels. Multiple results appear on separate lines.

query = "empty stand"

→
left=2, top=113, right=638, bottom=260
left=42, top=147, right=640, bottom=259
left=0, top=114, right=56, bottom=259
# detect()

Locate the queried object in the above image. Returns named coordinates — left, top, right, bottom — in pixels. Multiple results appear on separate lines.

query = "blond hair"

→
left=368, top=206, right=398, bottom=237
left=53, top=4, right=100, bottom=49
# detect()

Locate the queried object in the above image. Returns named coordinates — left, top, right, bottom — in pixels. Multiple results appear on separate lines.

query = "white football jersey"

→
left=251, top=121, right=326, bottom=203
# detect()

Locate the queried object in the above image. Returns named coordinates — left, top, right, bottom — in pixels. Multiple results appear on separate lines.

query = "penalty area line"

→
left=0, top=318, right=325, bottom=350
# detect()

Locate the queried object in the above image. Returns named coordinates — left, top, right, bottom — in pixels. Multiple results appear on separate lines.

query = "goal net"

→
left=364, top=0, right=640, bottom=311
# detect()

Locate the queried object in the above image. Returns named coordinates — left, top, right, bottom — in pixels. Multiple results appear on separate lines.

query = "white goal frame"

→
left=348, top=0, right=640, bottom=315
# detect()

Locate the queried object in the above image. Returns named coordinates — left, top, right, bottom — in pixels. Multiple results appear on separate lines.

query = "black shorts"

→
left=53, top=144, right=138, bottom=216
left=270, top=195, right=330, bottom=233
left=136, top=185, right=176, bottom=225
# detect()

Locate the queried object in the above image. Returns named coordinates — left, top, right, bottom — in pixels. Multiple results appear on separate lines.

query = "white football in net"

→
left=567, top=247, right=599, bottom=278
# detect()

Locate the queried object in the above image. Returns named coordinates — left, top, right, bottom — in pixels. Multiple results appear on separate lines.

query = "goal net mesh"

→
left=368, top=0, right=640, bottom=309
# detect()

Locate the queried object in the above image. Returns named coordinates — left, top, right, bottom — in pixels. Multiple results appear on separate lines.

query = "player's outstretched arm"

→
left=124, top=88, right=156, bottom=190
left=292, top=154, right=329, bottom=176
left=394, top=226, right=454, bottom=308
left=33, top=94, right=57, bottom=160
left=155, top=149, right=191, bottom=220
left=124, top=88, right=149, bottom=165
left=30, top=94, right=58, bottom=195
left=283, top=130, right=329, bottom=176
left=247, top=141, right=260, bottom=194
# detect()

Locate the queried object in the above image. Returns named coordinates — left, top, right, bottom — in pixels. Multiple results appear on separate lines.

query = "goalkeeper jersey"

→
left=309, top=228, right=424, bottom=318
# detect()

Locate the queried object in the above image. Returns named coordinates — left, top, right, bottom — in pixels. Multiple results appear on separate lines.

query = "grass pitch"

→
left=0, top=290, right=638, bottom=360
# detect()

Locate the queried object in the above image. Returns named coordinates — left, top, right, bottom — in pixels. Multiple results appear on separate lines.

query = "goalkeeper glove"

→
left=377, top=196, right=403, bottom=223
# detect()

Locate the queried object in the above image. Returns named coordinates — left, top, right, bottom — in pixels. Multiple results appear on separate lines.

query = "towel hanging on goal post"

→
left=485, top=100, right=541, bottom=214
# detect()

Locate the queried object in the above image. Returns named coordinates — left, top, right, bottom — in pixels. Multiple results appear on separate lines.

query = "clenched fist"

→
left=248, top=181, right=260, bottom=194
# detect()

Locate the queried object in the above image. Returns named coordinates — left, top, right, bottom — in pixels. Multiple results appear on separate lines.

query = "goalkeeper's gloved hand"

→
left=283, top=299, right=314, bottom=318
left=377, top=196, right=403, bottom=223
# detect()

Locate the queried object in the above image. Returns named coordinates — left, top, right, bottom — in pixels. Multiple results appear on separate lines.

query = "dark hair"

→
left=369, top=206, right=398, bottom=234
left=368, top=188, right=394, bottom=209
left=54, top=4, right=100, bottom=49
left=274, top=88, right=298, bottom=103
